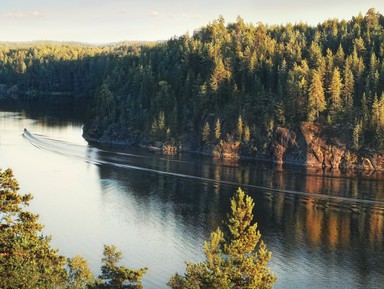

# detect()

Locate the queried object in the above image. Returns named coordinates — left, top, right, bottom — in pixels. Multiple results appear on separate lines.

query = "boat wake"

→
left=23, top=129, right=384, bottom=210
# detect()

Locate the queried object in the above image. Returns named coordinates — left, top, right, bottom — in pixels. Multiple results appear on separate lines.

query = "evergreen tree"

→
left=202, top=121, right=211, bottom=144
left=237, top=115, right=243, bottom=141
left=168, top=188, right=276, bottom=289
left=328, top=67, right=343, bottom=123
left=371, top=94, right=380, bottom=128
left=2, top=10, right=384, bottom=151
left=324, top=48, right=334, bottom=97
left=215, top=118, right=221, bottom=141
left=66, top=256, right=95, bottom=289
left=93, top=245, right=147, bottom=289
left=334, top=44, right=345, bottom=69
left=362, top=93, right=369, bottom=125
left=353, top=119, right=363, bottom=150
left=0, top=168, right=147, bottom=289
left=243, top=124, right=251, bottom=144
left=0, top=168, right=68, bottom=289
left=343, top=59, right=355, bottom=115
left=308, top=70, right=326, bottom=122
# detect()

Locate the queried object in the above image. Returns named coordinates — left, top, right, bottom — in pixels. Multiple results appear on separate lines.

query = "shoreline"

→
left=82, top=131, right=384, bottom=174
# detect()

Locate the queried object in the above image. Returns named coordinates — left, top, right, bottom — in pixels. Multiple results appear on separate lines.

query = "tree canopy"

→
left=0, top=168, right=147, bottom=289
left=0, top=168, right=68, bottom=288
left=168, top=188, right=276, bottom=289
left=1, top=10, right=384, bottom=150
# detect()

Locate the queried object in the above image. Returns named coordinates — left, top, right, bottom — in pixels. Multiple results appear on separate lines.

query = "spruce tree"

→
left=168, top=188, right=276, bottom=289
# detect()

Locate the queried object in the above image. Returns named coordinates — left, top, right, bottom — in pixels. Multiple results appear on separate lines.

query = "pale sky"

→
left=1, top=1, right=383, bottom=44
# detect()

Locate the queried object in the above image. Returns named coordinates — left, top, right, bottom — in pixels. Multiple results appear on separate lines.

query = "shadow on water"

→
left=6, top=98, right=384, bottom=289
left=89, top=142, right=384, bottom=288
left=0, top=95, right=88, bottom=124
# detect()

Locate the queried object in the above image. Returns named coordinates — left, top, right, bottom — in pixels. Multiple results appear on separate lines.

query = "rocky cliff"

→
left=271, top=122, right=384, bottom=171
left=83, top=120, right=384, bottom=171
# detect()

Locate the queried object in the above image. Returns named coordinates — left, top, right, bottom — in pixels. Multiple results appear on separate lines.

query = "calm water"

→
left=0, top=100, right=384, bottom=289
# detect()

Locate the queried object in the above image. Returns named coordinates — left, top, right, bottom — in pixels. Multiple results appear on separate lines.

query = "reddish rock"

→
left=270, top=122, right=384, bottom=171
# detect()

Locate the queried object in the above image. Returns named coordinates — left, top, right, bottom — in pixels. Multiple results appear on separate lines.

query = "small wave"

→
left=23, top=129, right=384, bottom=208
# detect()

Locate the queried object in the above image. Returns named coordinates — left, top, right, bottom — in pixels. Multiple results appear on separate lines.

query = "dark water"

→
left=0, top=100, right=383, bottom=289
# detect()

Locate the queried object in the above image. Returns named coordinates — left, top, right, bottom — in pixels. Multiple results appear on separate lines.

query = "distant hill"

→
left=1, top=8, right=384, bottom=169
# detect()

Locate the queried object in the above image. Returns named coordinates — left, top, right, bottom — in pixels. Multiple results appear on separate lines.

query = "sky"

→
left=0, top=0, right=383, bottom=44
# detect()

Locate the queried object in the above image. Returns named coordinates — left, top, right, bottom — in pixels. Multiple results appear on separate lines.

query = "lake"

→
left=0, top=99, right=383, bottom=289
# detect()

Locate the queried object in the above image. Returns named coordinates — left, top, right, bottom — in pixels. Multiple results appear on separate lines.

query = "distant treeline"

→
left=1, top=9, right=384, bottom=151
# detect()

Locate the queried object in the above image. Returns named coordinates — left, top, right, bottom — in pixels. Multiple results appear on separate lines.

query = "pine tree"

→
left=353, top=119, right=363, bottom=150
left=343, top=59, right=355, bottom=115
left=362, top=93, right=369, bottom=125
left=328, top=67, right=343, bottom=123
left=308, top=42, right=323, bottom=70
left=237, top=115, right=243, bottom=141
left=0, top=168, right=68, bottom=289
left=334, top=44, right=345, bottom=69
left=308, top=70, right=326, bottom=122
left=243, top=125, right=251, bottom=144
left=168, top=188, right=276, bottom=289
left=93, top=245, right=147, bottom=289
left=324, top=48, right=334, bottom=97
left=379, top=93, right=384, bottom=127
left=151, top=111, right=166, bottom=141
left=371, top=94, right=380, bottom=128
left=215, top=118, right=221, bottom=141
left=202, top=121, right=211, bottom=144
left=66, top=256, right=95, bottom=289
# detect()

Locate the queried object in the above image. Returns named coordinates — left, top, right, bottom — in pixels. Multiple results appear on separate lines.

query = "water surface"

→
left=0, top=100, right=383, bottom=289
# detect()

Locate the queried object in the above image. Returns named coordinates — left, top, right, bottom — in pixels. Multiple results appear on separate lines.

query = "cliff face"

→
left=271, top=123, right=384, bottom=171
left=83, top=120, right=384, bottom=171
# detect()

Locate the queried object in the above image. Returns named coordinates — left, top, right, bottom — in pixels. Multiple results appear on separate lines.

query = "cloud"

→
left=5, top=11, right=44, bottom=18
left=149, top=10, right=159, bottom=17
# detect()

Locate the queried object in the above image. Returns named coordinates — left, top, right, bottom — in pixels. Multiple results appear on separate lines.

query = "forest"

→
left=1, top=9, right=384, bottom=160
left=0, top=168, right=275, bottom=288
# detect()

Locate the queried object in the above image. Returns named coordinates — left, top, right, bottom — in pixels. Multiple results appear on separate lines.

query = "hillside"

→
left=1, top=9, right=384, bottom=169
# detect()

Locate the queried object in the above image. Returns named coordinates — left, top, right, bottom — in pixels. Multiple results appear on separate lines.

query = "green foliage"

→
left=243, top=124, right=251, bottom=144
left=237, top=115, right=243, bottom=141
left=168, top=188, right=276, bottom=289
left=66, top=256, right=95, bottom=289
left=343, top=59, right=355, bottom=116
left=215, top=118, right=221, bottom=141
left=92, top=245, right=148, bottom=289
left=2, top=9, right=384, bottom=150
left=0, top=168, right=68, bottom=289
left=308, top=71, right=326, bottom=122
left=151, top=111, right=166, bottom=141
left=202, top=121, right=211, bottom=144
left=353, top=119, right=363, bottom=150
left=328, top=68, right=343, bottom=123
left=0, top=168, right=148, bottom=289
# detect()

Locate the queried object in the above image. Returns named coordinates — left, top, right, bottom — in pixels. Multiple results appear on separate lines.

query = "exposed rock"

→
left=83, top=119, right=384, bottom=172
left=213, top=138, right=241, bottom=160
left=272, top=127, right=298, bottom=164
left=162, top=144, right=177, bottom=155
left=271, top=122, right=384, bottom=171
